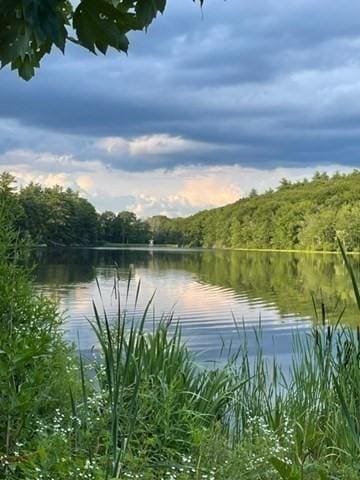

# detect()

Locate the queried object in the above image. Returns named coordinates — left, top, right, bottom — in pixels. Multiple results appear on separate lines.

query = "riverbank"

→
left=228, top=245, right=360, bottom=255
left=3, top=208, right=360, bottom=479
left=4, top=267, right=360, bottom=479
left=39, top=241, right=360, bottom=256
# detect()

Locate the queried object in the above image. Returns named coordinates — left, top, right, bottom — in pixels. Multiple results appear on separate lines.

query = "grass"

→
left=3, top=205, right=360, bottom=479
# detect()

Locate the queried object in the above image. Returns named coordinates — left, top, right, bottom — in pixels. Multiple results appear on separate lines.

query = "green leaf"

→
left=17, top=57, right=35, bottom=81
left=135, top=0, right=167, bottom=29
left=22, top=0, right=68, bottom=52
left=269, top=458, right=298, bottom=480
left=333, top=374, right=360, bottom=449
left=0, top=0, right=202, bottom=79
left=73, top=0, right=131, bottom=54
left=337, top=237, right=360, bottom=311
left=0, top=0, right=68, bottom=79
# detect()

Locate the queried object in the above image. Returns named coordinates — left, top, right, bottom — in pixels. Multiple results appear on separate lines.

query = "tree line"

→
left=2, top=170, right=360, bottom=251
left=156, top=170, right=360, bottom=251
left=0, top=173, right=150, bottom=246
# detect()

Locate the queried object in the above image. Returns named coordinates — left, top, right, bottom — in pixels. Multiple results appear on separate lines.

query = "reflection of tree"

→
left=33, top=248, right=98, bottom=285
left=183, top=250, right=360, bottom=324
left=33, top=248, right=360, bottom=325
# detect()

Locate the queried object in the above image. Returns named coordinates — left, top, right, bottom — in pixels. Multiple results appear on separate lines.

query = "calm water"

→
left=33, top=247, right=360, bottom=365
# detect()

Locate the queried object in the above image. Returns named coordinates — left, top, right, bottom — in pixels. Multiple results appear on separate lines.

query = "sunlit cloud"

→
left=178, top=176, right=242, bottom=208
left=97, top=134, right=211, bottom=156
left=0, top=155, right=355, bottom=219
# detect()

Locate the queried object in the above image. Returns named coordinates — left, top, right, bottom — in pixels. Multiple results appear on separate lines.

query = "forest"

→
left=154, top=170, right=360, bottom=251
left=0, top=172, right=150, bottom=246
left=2, top=169, right=360, bottom=251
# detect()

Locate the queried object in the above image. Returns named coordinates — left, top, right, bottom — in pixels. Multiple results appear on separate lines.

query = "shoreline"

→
left=223, top=246, right=359, bottom=255
left=35, top=243, right=360, bottom=256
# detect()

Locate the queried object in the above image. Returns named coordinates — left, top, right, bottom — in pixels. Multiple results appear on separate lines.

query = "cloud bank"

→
left=0, top=0, right=359, bottom=214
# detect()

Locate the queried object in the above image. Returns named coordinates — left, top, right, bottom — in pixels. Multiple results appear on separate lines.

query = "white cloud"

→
left=1, top=148, right=355, bottom=218
left=0, top=149, right=102, bottom=173
left=178, top=176, right=242, bottom=208
left=97, top=134, right=211, bottom=156
left=76, top=175, right=96, bottom=194
left=96, top=137, right=128, bottom=155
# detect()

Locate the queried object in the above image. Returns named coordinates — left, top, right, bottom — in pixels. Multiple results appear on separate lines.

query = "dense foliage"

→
left=156, top=170, right=360, bottom=251
left=0, top=194, right=78, bottom=478
left=3, top=169, right=360, bottom=250
left=0, top=173, right=150, bottom=246
left=98, top=210, right=150, bottom=244
left=0, top=0, right=203, bottom=80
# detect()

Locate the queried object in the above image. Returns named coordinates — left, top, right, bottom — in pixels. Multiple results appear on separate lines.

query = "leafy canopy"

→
left=0, top=0, right=203, bottom=81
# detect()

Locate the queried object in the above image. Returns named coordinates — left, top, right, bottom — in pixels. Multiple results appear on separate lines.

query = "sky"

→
left=1, top=0, right=360, bottom=217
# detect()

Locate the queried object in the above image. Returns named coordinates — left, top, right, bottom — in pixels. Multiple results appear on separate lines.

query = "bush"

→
left=0, top=206, right=77, bottom=479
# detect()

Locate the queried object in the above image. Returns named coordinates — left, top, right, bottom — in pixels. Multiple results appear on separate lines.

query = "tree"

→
left=18, top=182, right=50, bottom=243
left=98, top=211, right=117, bottom=242
left=146, top=169, right=360, bottom=251
left=0, top=172, right=23, bottom=222
left=0, top=171, right=17, bottom=201
left=17, top=183, right=98, bottom=245
left=0, top=0, right=203, bottom=81
left=113, top=211, right=137, bottom=243
left=312, top=171, right=329, bottom=182
left=278, top=178, right=292, bottom=189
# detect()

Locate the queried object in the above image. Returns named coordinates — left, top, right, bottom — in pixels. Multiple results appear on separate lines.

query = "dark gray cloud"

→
left=1, top=0, right=360, bottom=171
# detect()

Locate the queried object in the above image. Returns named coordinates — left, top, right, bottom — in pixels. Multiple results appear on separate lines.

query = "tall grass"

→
left=74, top=242, right=360, bottom=478
left=81, top=274, right=239, bottom=478
left=4, top=211, right=360, bottom=479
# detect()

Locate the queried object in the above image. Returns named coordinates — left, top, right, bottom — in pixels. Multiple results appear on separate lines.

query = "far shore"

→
left=35, top=242, right=360, bottom=256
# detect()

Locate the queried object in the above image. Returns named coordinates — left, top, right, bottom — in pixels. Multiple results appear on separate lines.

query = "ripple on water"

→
left=34, top=247, right=351, bottom=363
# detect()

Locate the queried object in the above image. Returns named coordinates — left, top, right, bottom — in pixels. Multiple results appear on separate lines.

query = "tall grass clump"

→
left=80, top=277, right=239, bottom=478
left=211, top=240, right=360, bottom=479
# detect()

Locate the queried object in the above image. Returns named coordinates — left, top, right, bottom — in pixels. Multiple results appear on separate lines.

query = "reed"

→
left=3, top=209, right=360, bottom=478
left=83, top=272, right=238, bottom=478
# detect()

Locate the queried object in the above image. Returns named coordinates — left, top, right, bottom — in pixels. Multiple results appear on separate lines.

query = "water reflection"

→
left=33, top=247, right=359, bottom=364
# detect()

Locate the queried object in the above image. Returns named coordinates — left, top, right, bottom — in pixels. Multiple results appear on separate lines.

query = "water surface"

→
left=33, top=247, right=360, bottom=364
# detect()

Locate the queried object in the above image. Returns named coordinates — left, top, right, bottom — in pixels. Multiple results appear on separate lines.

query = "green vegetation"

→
left=1, top=0, right=203, bottom=80
left=98, top=210, right=150, bottom=245
left=0, top=201, right=78, bottom=477
left=4, top=169, right=360, bottom=251
left=154, top=170, right=360, bottom=251
left=0, top=172, right=150, bottom=246
left=4, top=185, right=360, bottom=478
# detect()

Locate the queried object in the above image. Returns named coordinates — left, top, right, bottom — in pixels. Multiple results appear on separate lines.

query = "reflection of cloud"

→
left=97, top=134, right=210, bottom=156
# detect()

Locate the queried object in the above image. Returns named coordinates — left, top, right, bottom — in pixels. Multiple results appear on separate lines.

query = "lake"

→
left=33, top=247, right=359, bottom=365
